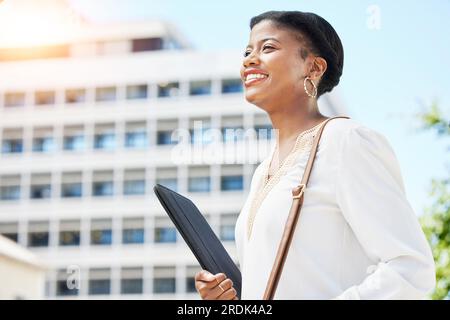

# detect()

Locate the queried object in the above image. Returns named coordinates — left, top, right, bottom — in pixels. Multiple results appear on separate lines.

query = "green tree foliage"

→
left=418, top=102, right=450, bottom=300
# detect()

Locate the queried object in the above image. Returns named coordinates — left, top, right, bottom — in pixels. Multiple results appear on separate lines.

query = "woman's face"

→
left=240, top=20, right=313, bottom=111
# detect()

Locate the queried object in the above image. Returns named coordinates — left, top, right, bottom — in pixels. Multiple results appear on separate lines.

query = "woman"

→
left=195, top=10, right=435, bottom=300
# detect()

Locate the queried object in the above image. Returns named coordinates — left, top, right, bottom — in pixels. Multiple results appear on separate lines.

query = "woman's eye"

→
left=243, top=51, right=251, bottom=57
left=263, top=45, right=274, bottom=51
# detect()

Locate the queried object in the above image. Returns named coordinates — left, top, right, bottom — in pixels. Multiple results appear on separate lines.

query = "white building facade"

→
left=0, top=3, right=345, bottom=299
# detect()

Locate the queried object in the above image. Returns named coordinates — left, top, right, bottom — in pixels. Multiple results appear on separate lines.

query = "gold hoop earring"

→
left=303, top=77, right=317, bottom=99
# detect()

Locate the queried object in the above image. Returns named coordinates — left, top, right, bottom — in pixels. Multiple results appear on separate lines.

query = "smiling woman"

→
left=194, top=10, right=436, bottom=300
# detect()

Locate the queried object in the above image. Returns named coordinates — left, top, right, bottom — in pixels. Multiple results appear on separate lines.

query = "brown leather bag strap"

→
left=263, top=116, right=350, bottom=300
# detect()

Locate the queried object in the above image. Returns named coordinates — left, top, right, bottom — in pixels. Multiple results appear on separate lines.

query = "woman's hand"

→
left=194, top=270, right=238, bottom=300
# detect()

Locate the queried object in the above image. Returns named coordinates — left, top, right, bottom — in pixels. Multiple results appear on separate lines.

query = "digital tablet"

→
left=153, top=184, right=242, bottom=299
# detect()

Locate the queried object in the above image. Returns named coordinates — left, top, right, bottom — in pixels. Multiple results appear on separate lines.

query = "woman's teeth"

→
left=246, top=73, right=268, bottom=81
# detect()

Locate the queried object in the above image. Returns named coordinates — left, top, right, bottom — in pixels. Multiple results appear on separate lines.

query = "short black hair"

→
left=250, top=11, right=344, bottom=98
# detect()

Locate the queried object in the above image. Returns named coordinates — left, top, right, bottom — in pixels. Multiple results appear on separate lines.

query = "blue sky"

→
left=70, top=0, right=450, bottom=215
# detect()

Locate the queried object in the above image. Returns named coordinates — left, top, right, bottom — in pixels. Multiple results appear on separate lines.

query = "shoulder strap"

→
left=263, top=116, right=350, bottom=300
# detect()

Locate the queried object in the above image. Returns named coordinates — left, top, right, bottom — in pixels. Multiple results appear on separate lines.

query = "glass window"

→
left=126, top=84, right=148, bottom=100
left=61, top=172, right=82, bottom=198
left=59, top=230, right=80, bottom=246
left=123, top=180, right=145, bottom=195
left=92, top=181, right=113, bottom=197
left=33, top=137, right=54, bottom=153
left=2, top=139, right=23, bottom=154
left=221, top=78, right=243, bottom=94
left=154, top=227, right=176, bottom=243
left=94, top=133, right=115, bottom=150
left=221, top=127, right=244, bottom=143
left=0, top=223, right=18, bottom=243
left=90, top=229, right=112, bottom=245
left=2, top=232, right=18, bottom=242
left=89, top=268, right=111, bottom=295
left=188, top=177, right=210, bottom=193
left=65, top=88, right=86, bottom=104
left=157, top=130, right=176, bottom=145
left=56, top=269, right=79, bottom=296
left=153, top=278, right=175, bottom=294
left=121, top=279, right=143, bottom=294
left=89, top=279, right=110, bottom=295
left=189, top=128, right=213, bottom=145
left=93, top=171, right=113, bottom=197
left=35, top=90, right=55, bottom=105
left=63, top=135, right=84, bottom=151
left=0, top=186, right=21, bottom=201
left=155, top=178, right=177, bottom=192
left=255, top=125, right=273, bottom=140
left=221, top=175, right=243, bottom=191
left=28, top=232, right=49, bottom=247
left=125, top=131, right=147, bottom=148
left=220, top=214, right=238, bottom=242
left=132, top=37, right=163, bottom=52
left=4, top=92, right=25, bottom=107
left=122, top=228, right=144, bottom=244
left=189, top=80, right=211, bottom=96
left=95, top=86, right=116, bottom=102
left=30, top=184, right=51, bottom=199
left=157, top=82, right=179, bottom=98
left=61, top=183, right=82, bottom=198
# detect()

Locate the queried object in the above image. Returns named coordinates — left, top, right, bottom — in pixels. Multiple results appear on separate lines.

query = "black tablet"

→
left=153, top=184, right=242, bottom=299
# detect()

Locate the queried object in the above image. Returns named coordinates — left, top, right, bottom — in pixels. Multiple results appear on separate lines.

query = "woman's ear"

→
left=309, top=57, right=327, bottom=81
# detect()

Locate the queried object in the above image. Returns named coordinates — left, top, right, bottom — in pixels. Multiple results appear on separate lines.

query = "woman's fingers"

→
left=204, top=278, right=233, bottom=300
left=217, top=287, right=238, bottom=300
left=195, top=271, right=228, bottom=299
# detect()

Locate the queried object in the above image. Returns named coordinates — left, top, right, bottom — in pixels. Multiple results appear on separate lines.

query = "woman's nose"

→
left=243, top=51, right=259, bottom=68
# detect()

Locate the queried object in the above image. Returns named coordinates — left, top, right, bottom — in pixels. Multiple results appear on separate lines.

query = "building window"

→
left=220, top=213, right=238, bottom=242
left=126, top=84, right=148, bottom=100
left=0, top=175, right=21, bottom=201
left=254, top=124, right=273, bottom=140
left=65, top=88, right=86, bottom=104
left=189, top=80, right=211, bottom=96
left=88, top=268, right=111, bottom=295
left=156, top=130, right=176, bottom=145
left=61, top=183, right=82, bottom=198
left=56, top=269, right=79, bottom=296
left=34, top=90, right=55, bottom=105
left=132, top=37, right=163, bottom=52
left=2, top=139, right=23, bottom=154
left=221, top=175, right=243, bottom=191
left=63, top=126, right=85, bottom=151
left=59, top=220, right=80, bottom=246
left=154, top=217, right=176, bottom=243
left=155, top=178, right=177, bottom=192
left=2, top=129, right=24, bottom=154
left=221, top=127, right=244, bottom=143
left=188, top=177, right=210, bottom=193
left=121, top=267, right=143, bottom=294
left=122, top=217, right=144, bottom=244
left=30, top=184, right=51, bottom=199
left=123, top=169, right=146, bottom=195
left=4, top=92, right=26, bottom=107
left=186, top=266, right=199, bottom=293
left=0, top=223, right=18, bottom=243
left=157, top=82, right=179, bottom=98
left=221, top=78, right=243, bottom=94
left=153, top=267, right=176, bottom=294
left=125, top=122, right=147, bottom=148
left=33, top=137, right=54, bottom=153
left=28, top=221, right=49, bottom=247
left=63, top=135, right=84, bottom=151
left=92, top=171, right=114, bottom=197
left=95, top=86, right=116, bottom=102
left=94, top=124, right=116, bottom=150
left=90, top=219, right=112, bottom=245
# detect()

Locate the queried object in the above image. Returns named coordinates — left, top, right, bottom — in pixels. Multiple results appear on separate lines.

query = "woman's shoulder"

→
left=322, top=117, right=389, bottom=147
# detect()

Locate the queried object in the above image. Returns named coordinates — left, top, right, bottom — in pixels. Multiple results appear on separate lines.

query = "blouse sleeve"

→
left=334, top=125, right=436, bottom=299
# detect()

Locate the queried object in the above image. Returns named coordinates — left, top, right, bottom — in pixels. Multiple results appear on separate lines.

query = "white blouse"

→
left=234, top=118, right=436, bottom=300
